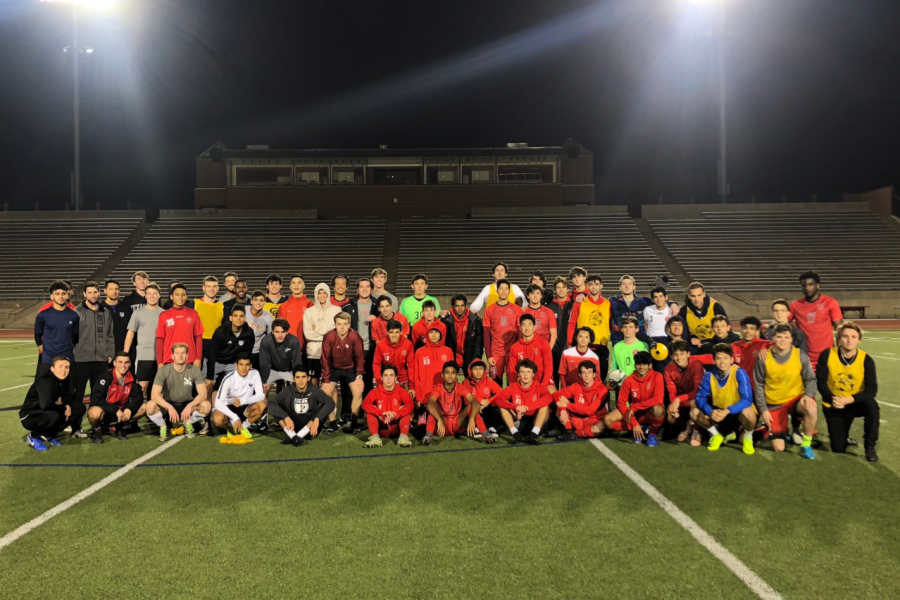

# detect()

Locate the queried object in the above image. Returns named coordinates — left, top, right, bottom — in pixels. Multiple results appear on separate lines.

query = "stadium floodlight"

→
left=39, top=0, right=115, bottom=10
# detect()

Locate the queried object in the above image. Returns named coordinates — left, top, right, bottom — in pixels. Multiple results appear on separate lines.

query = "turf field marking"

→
left=0, top=354, right=33, bottom=362
left=869, top=354, right=900, bottom=361
left=0, top=383, right=30, bottom=393
left=589, top=439, right=783, bottom=600
left=0, top=436, right=183, bottom=551
left=879, top=401, right=900, bottom=410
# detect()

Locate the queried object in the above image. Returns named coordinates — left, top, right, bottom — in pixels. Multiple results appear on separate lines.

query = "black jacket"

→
left=699, top=331, right=741, bottom=355
left=207, top=323, right=256, bottom=379
left=440, top=311, right=484, bottom=369
left=121, top=290, right=147, bottom=319
left=221, top=296, right=252, bottom=326
left=103, top=302, right=132, bottom=353
left=21, top=370, right=75, bottom=416
left=344, top=297, right=376, bottom=348
left=89, top=369, right=143, bottom=414
left=269, top=383, right=335, bottom=422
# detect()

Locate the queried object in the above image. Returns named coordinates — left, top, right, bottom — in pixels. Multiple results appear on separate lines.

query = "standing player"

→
left=609, top=275, right=653, bottom=344
left=194, top=276, right=223, bottom=380
left=568, top=267, right=588, bottom=303
left=147, top=344, right=210, bottom=441
left=441, top=294, right=484, bottom=371
left=566, top=274, right=611, bottom=377
left=330, top=275, right=351, bottom=307
left=610, top=317, right=649, bottom=376
left=371, top=268, right=399, bottom=312
left=103, top=279, right=130, bottom=352
left=790, top=271, right=843, bottom=369
left=371, top=295, right=410, bottom=345
left=817, top=321, right=879, bottom=461
left=373, top=320, right=415, bottom=388
left=643, top=286, right=677, bottom=347
left=483, top=279, right=523, bottom=384
left=470, top=262, right=525, bottom=313
left=550, top=276, right=574, bottom=385
left=259, top=319, right=302, bottom=395
left=245, top=290, right=274, bottom=370
left=86, top=352, right=145, bottom=443
left=35, top=280, right=80, bottom=378
left=264, top=274, right=286, bottom=312
left=155, top=284, right=203, bottom=369
left=522, top=284, right=558, bottom=349
left=20, top=356, right=74, bottom=451
left=766, top=299, right=808, bottom=352
left=72, top=281, right=115, bottom=438
left=345, top=277, right=376, bottom=397
left=692, top=344, right=757, bottom=454
left=664, top=340, right=705, bottom=444
left=507, top=314, right=555, bottom=392
left=558, top=327, right=602, bottom=387
left=410, top=300, right=447, bottom=349
left=277, top=274, right=314, bottom=351
left=221, top=279, right=250, bottom=324
left=211, top=355, right=266, bottom=440
left=399, top=274, right=441, bottom=325
left=125, top=282, right=163, bottom=395
left=679, top=282, right=728, bottom=349
left=492, top=359, right=552, bottom=444
left=269, top=366, right=335, bottom=447
left=361, top=364, right=414, bottom=448
left=302, top=283, right=341, bottom=385
left=320, top=312, right=365, bottom=431
left=753, top=324, right=818, bottom=459
left=552, top=361, right=610, bottom=440
left=422, top=362, right=487, bottom=445
left=218, top=271, right=238, bottom=303
left=606, top=352, right=665, bottom=447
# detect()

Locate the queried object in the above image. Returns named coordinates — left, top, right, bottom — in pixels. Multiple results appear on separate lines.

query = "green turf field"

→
left=1, top=335, right=899, bottom=600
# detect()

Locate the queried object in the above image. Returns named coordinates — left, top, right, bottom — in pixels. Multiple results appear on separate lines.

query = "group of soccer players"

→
left=22, top=265, right=880, bottom=462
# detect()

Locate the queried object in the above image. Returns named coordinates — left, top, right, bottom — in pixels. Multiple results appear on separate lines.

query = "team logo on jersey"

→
left=423, top=357, right=430, bottom=365
left=183, top=377, right=192, bottom=386
left=835, top=373, right=856, bottom=393
left=238, top=341, right=244, bottom=346
left=167, top=318, right=175, bottom=327
left=293, top=398, right=309, bottom=414
left=589, top=312, right=604, bottom=327
left=99, top=379, right=106, bottom=386
left=807, top=311, right=817, bottom=323
left=119, top=312, right=125, bottom=317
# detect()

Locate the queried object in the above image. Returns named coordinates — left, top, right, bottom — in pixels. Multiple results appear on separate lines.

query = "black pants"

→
left=551, top=347, right=563, bottom=388
left=363, top=345, right=375, bottom=399
left=824, top=400, right=879, bottom=453
left=591, top=344, right=610, bottom=381
left=72, top=361, right=107, bottom=432
left=20, top=409, right=65, bottom=438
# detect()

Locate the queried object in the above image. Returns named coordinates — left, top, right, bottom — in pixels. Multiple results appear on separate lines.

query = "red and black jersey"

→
left=663, top=360, right=705, bottom=407
left=428, top=382, right=473, bottom=418
left=89, top=369, right=143, bottom=414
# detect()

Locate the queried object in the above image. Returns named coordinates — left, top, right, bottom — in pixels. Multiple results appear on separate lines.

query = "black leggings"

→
left=824, top=400, right=879, bottom=453
left=20, top=410, right=65, bottom=438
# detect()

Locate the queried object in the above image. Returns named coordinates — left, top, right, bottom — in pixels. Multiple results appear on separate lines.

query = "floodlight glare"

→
left=39, top=0, right=115, bottom=10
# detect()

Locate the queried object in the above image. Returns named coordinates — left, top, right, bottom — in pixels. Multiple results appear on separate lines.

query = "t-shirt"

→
left=789, top=295, right=842, bottom=364
left=643, top=304, right=675, bottom=338
left=399, top=295, right=441, bottom=325
left=483, top=302, right=523, bottom=357
left=153, top=363, right=204, bottom=405
left=127, top=306, right=163, bottom=362
left=355, top=299, right=373, bottom=350
left=245, top=309, right=273, bottom=354
left=523, top=305, right=557, bottom=344
left=194, top=299, right=224, bottom=341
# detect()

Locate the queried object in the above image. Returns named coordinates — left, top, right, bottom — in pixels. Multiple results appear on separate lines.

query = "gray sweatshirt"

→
left=74, top=302, right=114, bottom=363
left=753, top=347, right=816, bottom=413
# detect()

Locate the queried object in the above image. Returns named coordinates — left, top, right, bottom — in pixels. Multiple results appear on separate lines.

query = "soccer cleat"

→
left=92, top=429, right=104, bottom=444
left=633, top=436, right=644, bottom=444
left=707, top=434, right=725, bottom=452
left=71, top=430, right=88, bottom=439
left=646, top=434, right=659, bottom=448
left=198, top=421, right=210, bottom=436
left=525, top=432, right=540, bottom=445
left=846, top=437, right=859, bottom=447
left=512, top=431, right=526, bottom=444
left=291, top=435, right=304, bottom=447
left=421, top=433, right=434, bottom=446
left=724, top=432, right=737, bottom=443
left=482, top=430, right=499, bottom=444
left=347, top=423, right=365, bottom=435
left=225, top=430, right=234, bottom=439
left=47, top=437, right=62, bottom=447
left=158, top=425, right=168, bottom=442
left=800, top=445, right=816, bottom=460
left=364, top=434, right=384, bottom=448
left=241, top=427, right=253, bottom=440
left=113, top=426, right=127, bottom=441
left=557, top=431, right=578, bottom=442
left=743, top=436, right=755, bottom=455
left=184, top=421, right=196, bottom=439
left=397, top=433, right=412, bottom=447
left=26, top=435, right=48, bottom=451
left=280, top=434, right=294, bottom=445
left=865, top=447, right=879, bottom=462
left=126, top=422, right=142, bottom=434
left=322, top=420, right=341, bottom=434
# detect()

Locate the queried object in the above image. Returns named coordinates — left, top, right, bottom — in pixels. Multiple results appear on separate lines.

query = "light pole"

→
left=715, top=0, right=728, bottom=203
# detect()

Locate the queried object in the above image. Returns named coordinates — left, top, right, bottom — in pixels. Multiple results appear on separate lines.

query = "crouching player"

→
left=423, top=362, right=490, bottom=445
left=466, top=359, right=502, bottom=441
left=20, top=356, right=75, bottom=451
left=492, top=359, right=552, bottom=445
left=753, top=324, right=818, bottom=459
left=606, top=352, right=665, bottom=447
left=87, top=352, right=146, bottom=443
left=269, top=366, right=335, bottom=447
left=361, top=364, right=414, bottom=448
left=147, top=343, right=210, bottom=441
left=552, top=360, right=610, bottom=440
left=211, top=354, right=266, bottom=441
left=692, top=344, right=757, bottom=455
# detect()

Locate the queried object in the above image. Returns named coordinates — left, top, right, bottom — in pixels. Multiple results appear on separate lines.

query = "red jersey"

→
left=552, top=380, right=609, bottom=417
left=370, top=313, right=410, bottom=344
left=373, top=336, right=415, bottom=385
left=507, top=336, right=554, bottom=387
left=330, top=296, right=350, bottom=307
left=410, top=326, right=455, bottom=401
left=483, top=302, right=522, bottom=360
left=492, top=382, right=553, bottom=412
left=557, top=346, right=602, bottom=387
left=362, top=385, right=414, bottom=418
left=732, top=338, right=773, bottom=383
left=155, top=305, right=204, bottom=365
left=617, top=370, right=665, bottom=413
left=428, top=383, right=473, bottom=418
left=663, top=360, right=705, bottom=407
left=789, top=295, right=842, bottom=365
left=276, top=295, right=313, bottom=349
left=522, top=305, right=557, bottom=344
left=411, top=318, right=447, bottom=349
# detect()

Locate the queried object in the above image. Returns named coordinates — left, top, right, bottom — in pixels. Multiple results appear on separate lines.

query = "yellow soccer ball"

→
left=651, top=342, right=668, bottom=362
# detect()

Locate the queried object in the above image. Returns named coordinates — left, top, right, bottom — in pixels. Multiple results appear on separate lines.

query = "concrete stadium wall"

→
left=0, top=210, right=146, bottom=221
left=641, top=201, right=873, bottom=220
left=160, top=209, right=317, bottom=220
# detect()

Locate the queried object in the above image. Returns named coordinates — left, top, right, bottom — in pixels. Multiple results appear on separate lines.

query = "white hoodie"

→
left=303, top=282, right=341, bottom=359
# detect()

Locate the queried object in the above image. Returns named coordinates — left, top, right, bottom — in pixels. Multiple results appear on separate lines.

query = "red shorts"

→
left=426, top=412, right=463, bottom=436
left=566, top=410, right=608, bottom=438
left=767, top=396, right=805, bottom=437
left=606, top=406, right=661, bottom=431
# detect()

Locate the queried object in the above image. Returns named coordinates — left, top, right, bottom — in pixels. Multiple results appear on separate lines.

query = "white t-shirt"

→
left=643, top=305, right=675, bottom=338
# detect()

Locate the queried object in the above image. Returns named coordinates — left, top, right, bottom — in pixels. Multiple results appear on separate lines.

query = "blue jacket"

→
left=695, top=367, right=753, bottom=416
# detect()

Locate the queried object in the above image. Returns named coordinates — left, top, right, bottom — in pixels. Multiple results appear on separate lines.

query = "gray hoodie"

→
left=74, top=302, right=115, bottom=363
left=303, top=283, right=341, bottom=359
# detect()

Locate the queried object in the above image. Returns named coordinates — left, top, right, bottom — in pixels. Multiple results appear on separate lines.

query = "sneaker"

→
left=113, top=427, right=127, bottom=441
left=158, top=425, right=168, bottom=442
left=365, top=434, right=384, bottom=448
left=743, top=436, right=755, bottom=456
left=92, top=429, right=104, bottom=445
left=291, top=435, right=304, bottom=447
left=800, top=445, right=816, bottom=460
left=525, top=432, right=540, bottom=445
left=252, top=419, right=269, bottom=433
left=323, top=420, right=341, bottom=434
left=690, top=429, right=702, bottom=447
left=26, top=435, right=48, bottom=451
left=646, top=434, right=659, bottom=448
left=846, top=437, right=859, bottom=447
left=71, top=430, right=88, bottom=440
left=280, top=434, right=294, bottom=445
left=865, top=447, right=879, bottom=462
left=241, top=427, right=253, bottom=440
left=708, top=433, right=725, bottom=452
left=184, top=421, right=196, bottom=439
left=47, top=437, right=62, bottom=447
left=557, top=431, right=578, bottom=442
left=198, top=421, right=210, bottom=436
left=421, top=432, right=434, bottom=446
left=512, top=431, right=526, bottom=444
left=724, top=432, right=737, bottom=443
left=62, top=426, right=73, bottom=434
left=482, top=431, right=499, bottom=444
left=633, top=436, right=644, bottom=444
left=397, top=433, right=412, bottom=447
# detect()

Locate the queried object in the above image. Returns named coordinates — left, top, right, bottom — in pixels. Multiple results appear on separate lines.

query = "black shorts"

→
left=330, top=368, right=356, bottom=385
left=135, top=360, right=157, bottom=383
left=95, top=404, right=131, bottom=424
left=306, top=358, right=320, bottom=379
left=165, top=402, right=191, bottom=425
left=218, top=403, right=247, bottom=421
left=715, top=413, right=742, bottom=435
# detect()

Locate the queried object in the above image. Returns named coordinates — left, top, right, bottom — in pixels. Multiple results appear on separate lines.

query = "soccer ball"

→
left=651, top=342, right=668, bottom=362
left=607, top=369, right=626, bottom=387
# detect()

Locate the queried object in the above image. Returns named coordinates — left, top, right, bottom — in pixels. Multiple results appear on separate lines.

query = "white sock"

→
left=190, top=411, right=204, bottom=424
left=509, top=427, right=518, bottom=434
left=708, top=426, right=720, bottom=437
left=743, top=431, right=753, bottom=442
left=298, top=426, right=310, bottom=438
left=283, top=429, right=296, bottom=439
left=242, top=420, right=250, bottom=430
left=148, top=412, right=165, bottom=428
left=531, top=426, right=540, bottom=435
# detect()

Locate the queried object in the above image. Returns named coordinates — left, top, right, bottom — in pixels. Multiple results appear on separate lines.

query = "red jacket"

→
left=370, top=313, right=410, bottom=345
left=617, top=370, right=665, bottom=413
left=362, top=384, right=414, bottom=418
left=663, top=360, right=705, bottom=408
left=411, top=317, right=447, bottom=349
left=410, top=325, right=455, bottom=402
left=277, top=295, right=313, bottom=348
left=552, top=379, right=610, bottom=417
left=492, top=382, right=553, bottom=413
left=467, top=360, right=503, bottom=402
left=507, top=336, right=554, bottom=387
left=321, top=329, right=364, bottom=383
left=428, top=382, right=473, bottom=418
left=373, top=336, right=415, bottom=385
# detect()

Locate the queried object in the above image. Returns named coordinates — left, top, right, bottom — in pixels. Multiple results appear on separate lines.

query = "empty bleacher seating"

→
left=648, top=209, right=900, bottom=292
left=396, top=213, right=679, bottom=298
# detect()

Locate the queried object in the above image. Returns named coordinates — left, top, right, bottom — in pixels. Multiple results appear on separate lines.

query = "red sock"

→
left=399, top=415, right=411, bottom=435
left=648, top=415, right=664, bottom=435
left=366, top=414, right=380, bottom=436
left=475, top=414, right=487, bottom=433
left=425, top=415, right=437, bottom=434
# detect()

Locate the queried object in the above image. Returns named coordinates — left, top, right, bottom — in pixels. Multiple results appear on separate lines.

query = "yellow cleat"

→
left=743, top=436, right=755, bottom=455
left=708, top=434, right=725, bottom=452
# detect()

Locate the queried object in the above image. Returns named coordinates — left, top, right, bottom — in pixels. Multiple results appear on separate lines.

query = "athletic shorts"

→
left=216, top=403, right=247, bottom=422
left=164, top=402, right=190, bottom=426
left=306, top=358, right=320, bottom=379
left=328, top=368, right=357, bottom=386
left=713, top=412, right=742, bottom=435
left=767, top=396, right=805, bottom=437
left=432, top=412, right=464, bottom=436
left=135, top=360, right=158, bottom=384
left=95, top=404, right=132, bottom=424
left=266, top=371, right=293, bottom=385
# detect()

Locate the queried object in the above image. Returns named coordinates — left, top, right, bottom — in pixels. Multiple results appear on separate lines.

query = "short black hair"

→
left=450, top=294, right=468, bottom=306
left=422, top=300, right=436, bottom=311
left=236, top=353, right=253, bottom=364
left=49, top=280, right=68, bottom=294
left=531, top=270, right=547, bottom=287
left=272, top=318, right=291, bottom=331
left=771, top=323, right=794, bottom=338
left=380, top=364, right=398, bottom=376
left=230, top=305, right=246, bottom=315
left=496, top=278, right=511, bottom=290
left=293, top=365, right=310, bottom=375
left=575, top=326, right=595, bottom=344
left=525, top=283, right=542, bottom=296
left=411, top=273, right=428, bottom=284
left=669, top=340, right=691, bottom=355
left=586, top=273, right=602, bottom=284
left=266, top=274, right=282, bottom=284
left=515, top=358, right=539, bottom=373
left=650, top=286, right=668, bottom=298
left=251, top=290, right=266, bottom=300
left=799, top=271, right=820, bottom=284
left=386, top=319, right=403, bottom=332
left=519, top=313, right=535, bottom=325
left=711, top=315, right=729, bottom=326
left=711, top=343, right=734, bottom=358
left=492, top=261, right=509, bottom=274
left=740, top=316, right=762, bottom=329
left=633, top=351, right=653, bottom=366
left=376, top=295, right=393, bottom=308
left=577, top=360, right=596, bottom=374
left=442, top=361, right=459, bottom=373
left=114, top=350, right=131, bottom=360
left=771, top=298, right=790, bottom=310
left=104, top=279, right=120, bottom=288
left=332, top=274, right=348, bottom=286
left=170, top=283, right=187, bottom=295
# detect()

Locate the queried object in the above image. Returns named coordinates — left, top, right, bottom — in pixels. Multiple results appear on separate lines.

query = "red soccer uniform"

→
left=362, top=384, right=414, bottom=438
left=483, top=302, right=523, bottom=376
left=732, top=338, right=773, bottom=384
left=426, top=382, right=485, bottom=436
left=789, top=295, right=842, bottom=368
left=276, top=295, right=313, bottom=349
left=411, top=318, right=447, bottom=349
left=467, top=371, right=503, bottom=404
left=615, top=370, right=665, bottom=431
left=663, top=360, right=706, bottom=408
left=507, top=336, right=554, bottom=388
left=523, top=305, right=557, bottom=344
left=410, top=326, right=455, bottom=402
left=492, top=382, right=553, bottom=417
left=330, top=297, right=350, bottom=307
left=373, top=336, right=415, bottom=385
left=370, top=313, right=410, bottom=345
left=557, top=346, right=602, bottom=387
left=552, top=379, right=610, bottom=438
left=155, top=306, right=204, bottom=365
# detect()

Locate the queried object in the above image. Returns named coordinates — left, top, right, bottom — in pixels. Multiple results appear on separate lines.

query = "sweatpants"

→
left=20, top=409, right=65, bottom=438
left=824, top=400, right=879, bottom=453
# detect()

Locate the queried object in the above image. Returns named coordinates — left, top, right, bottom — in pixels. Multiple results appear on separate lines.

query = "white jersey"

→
left=215, top=369, right=265, bottom=422
left=643, top=304, right=675, bottom=338
left=470, top=282, right=525, bottom=313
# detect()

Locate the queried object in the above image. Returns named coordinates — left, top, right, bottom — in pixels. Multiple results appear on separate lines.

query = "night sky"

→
left=1, top=0, right=897, bottom=210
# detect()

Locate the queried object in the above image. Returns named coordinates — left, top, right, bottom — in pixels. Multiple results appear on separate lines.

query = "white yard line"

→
left=590, top=439, right=783, bottom=600
left=879, top=401, right=900, bottom=410
left=0, top=437, right=183, bottom=551
left=0, top=354, right=35, bottom=362
left=0, top=383, right=31, bottom=394
left=870, top=354, right=900, bottom=361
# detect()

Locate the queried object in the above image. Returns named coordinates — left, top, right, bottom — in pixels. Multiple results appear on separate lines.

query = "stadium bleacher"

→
left=107, top=214, right=386, bottom=296
left=647, top=209, right=900, bottom=292
left=396, top=212, right=679, bottom=298
left=0, top=215, right=143, bottom=299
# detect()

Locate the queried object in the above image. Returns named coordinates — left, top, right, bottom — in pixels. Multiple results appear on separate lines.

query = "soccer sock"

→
left=509, top=426, right=519, bottom=435
left=190, top=411, right=204, bottom=424
left=242, top=419, right=250, bottom=430
left=298, top=426, right=310, bottom=438
left=743, top=431, right=753, bottom=442
left=707, top=426, right=720, bottom=437
left=802, top=434, right=812, bottom=448
left=283, top=429, right=296, bottom=439
left=148, top=412, right=165, bottom=428
left=474, top=414, right=487, bottom=433
left=531, top=426, right=540, bottom=435
left=648, top=415, right=664, bottom=435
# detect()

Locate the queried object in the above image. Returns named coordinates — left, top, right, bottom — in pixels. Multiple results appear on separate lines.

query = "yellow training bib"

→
left=764, top=347, right=805, bottom=406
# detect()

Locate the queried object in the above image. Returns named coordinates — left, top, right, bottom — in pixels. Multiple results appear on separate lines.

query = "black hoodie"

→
left=207, top=322, right=256, bottom=379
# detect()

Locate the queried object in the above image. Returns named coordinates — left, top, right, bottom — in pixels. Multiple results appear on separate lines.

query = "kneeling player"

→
left=753, top=324, right=818, bottom=459
left=606, top=352, right=665, bottom=447
left=211, top=354, right=266, bottom=441
left=361, top=364, right=414, bottom=448
left=552, top=360, right=610, bottom=440
left=269, top=366, right=335, bottom=447
left=492, top=359, right=552, bottom=445
left=692, top=344, right=757, bottom=455
left=87, top=352, right=146, bottom=443
left=147, top=343, right=210, bottom=441
left=423, top=362, right=489, bottom=445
